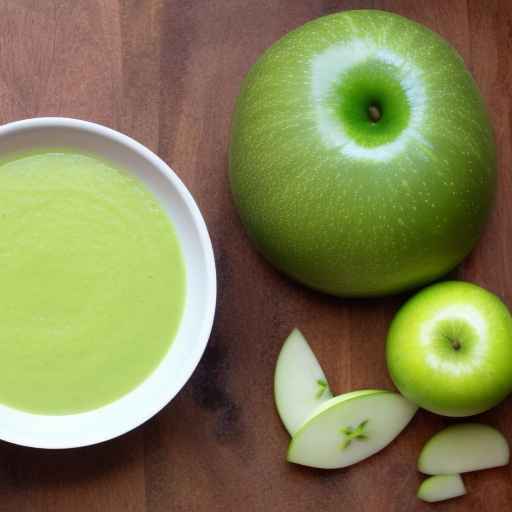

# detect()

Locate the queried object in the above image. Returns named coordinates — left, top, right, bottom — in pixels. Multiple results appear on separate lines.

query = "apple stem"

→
left=368, top=104, right=381, bottom=123
left=451, top=339, right=461, bottom=351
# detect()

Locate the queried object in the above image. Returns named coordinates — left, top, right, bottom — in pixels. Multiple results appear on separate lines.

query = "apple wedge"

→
left=287, top=390, right=417, bottom=469
left=274, top=329, right=333, bottom=436
left=418, top=423, right=510, bottom=475
left=417, top=475, right=466, bottom=503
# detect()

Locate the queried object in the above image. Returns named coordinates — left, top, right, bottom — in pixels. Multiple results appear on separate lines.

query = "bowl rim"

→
left=0, top=117, right=217, bottom=449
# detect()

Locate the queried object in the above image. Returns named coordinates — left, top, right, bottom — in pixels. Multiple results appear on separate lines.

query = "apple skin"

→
left=229, top=10, right=495, bottom=297
left=386, top=281, right=512, bottom=416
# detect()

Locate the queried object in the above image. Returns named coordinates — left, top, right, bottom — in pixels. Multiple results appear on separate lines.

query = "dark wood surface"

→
left=0, top=1, right=510, bottom=510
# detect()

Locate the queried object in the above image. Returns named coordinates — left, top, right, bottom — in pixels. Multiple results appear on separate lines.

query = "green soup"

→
left=0, top=150, right=186, bottom=414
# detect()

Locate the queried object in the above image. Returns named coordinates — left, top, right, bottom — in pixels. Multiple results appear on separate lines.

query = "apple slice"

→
left=274, top=329, right=333, bottom=436
left=417, top=475, right=466, bottom=503
left=287, top=390, right=417, bottom=469
left=418, top=423, right=509, bottom=475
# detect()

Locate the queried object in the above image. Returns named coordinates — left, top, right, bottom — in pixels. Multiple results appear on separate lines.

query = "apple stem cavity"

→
left=339, top=419, right=369, bottom=449
left=368, top=103, right=381, bottom=123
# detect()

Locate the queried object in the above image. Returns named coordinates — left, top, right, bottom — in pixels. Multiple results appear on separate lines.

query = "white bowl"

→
left=0, top=117, right=216, bottom=448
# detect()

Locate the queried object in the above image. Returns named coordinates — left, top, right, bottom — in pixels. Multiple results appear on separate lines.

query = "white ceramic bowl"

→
left=0, top=117, right=216, bottom=448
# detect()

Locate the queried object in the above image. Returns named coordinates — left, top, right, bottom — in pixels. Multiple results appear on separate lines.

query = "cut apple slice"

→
left=287, top=390, right=417, bottom=469
left=274, top=329, right=333, bottom=436
left=418, top=423, right=509, bottom=475
left=417, top=474, right=466, bottom=503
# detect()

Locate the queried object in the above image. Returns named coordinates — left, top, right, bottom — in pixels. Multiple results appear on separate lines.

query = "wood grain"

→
left=0, top=1, right=509, bottom=510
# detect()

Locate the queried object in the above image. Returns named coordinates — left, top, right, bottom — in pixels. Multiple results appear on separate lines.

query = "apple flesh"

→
left=418, top=423, right=509, bottom=475
left=386, top=281, right=512, bottom=416
left=229, top=10, right=496, bottom=297
left=287, top=390, right=417, bottom=469
left=274, top=329, right=333, bottom=435
left=417, top=475, right=466, bottom=503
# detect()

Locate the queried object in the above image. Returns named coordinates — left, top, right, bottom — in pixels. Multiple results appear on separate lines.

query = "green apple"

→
left=386, top=281, right=512, bottom=416
left=274, top=329, right=333, bottom=435
left=417, top=474, right=466, bottom=503
left=287, top=390, right=417, bottom=469
left=229, top=9, right=495, bottom=297
left=418, top=423, right=509, bottom=475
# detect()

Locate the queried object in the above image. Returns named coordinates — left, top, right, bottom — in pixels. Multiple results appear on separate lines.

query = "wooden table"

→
left=0, top=1, right=510, bottom=510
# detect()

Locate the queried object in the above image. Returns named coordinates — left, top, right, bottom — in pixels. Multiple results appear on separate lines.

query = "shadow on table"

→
left=0, top=428, right=144, bottom=489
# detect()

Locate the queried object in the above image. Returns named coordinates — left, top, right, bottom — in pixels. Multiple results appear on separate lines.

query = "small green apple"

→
left=417, top=474, right=466, bottom=503
left=386, top=281, right=512, bottom=416
left=274, top=329, right=333, bottom=435
left=229, top=10, right=495, bottom=297
left=287, top=390, right=417, bottom=469
left=418, top=423, right=509, bottom=475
